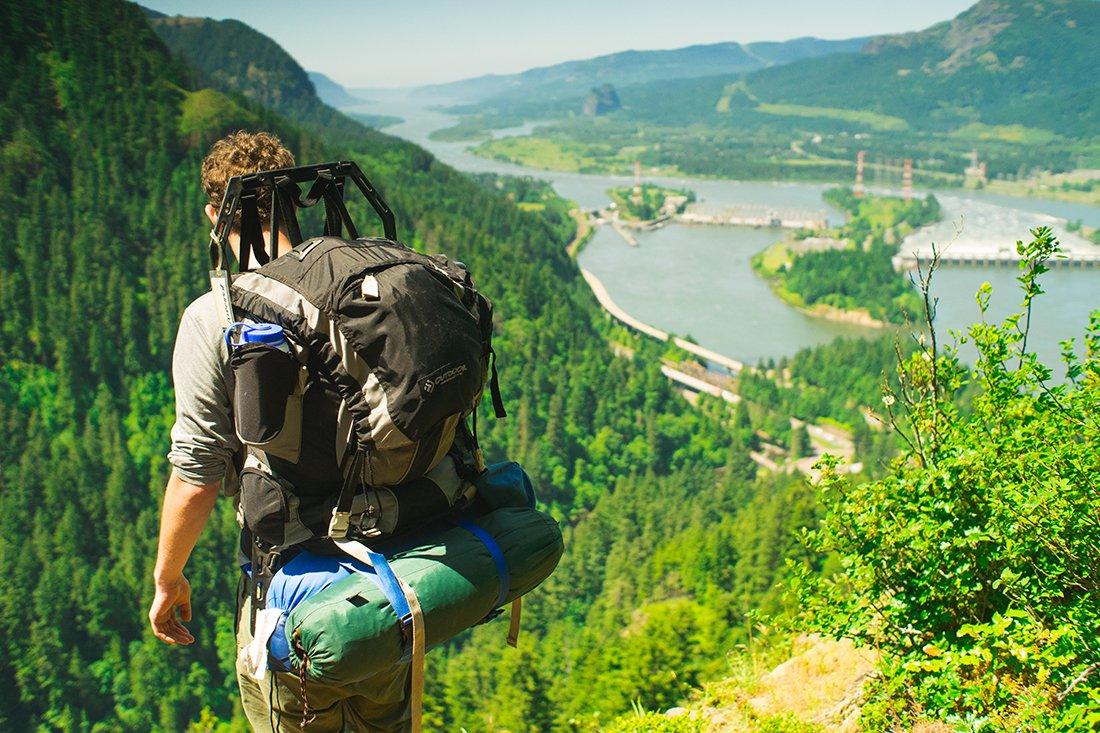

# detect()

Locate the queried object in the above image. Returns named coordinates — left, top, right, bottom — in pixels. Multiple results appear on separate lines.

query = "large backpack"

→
left=211, top=163, right=547, bottom=733
left=207, top=162, right=505, bottom=553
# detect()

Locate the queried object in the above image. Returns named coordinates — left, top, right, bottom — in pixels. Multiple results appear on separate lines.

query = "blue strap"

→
left=452, top=519, right=510, bottom=609
left=342, top=554, right=415, bottom=663
left=364, top=551, right=413, bottom=624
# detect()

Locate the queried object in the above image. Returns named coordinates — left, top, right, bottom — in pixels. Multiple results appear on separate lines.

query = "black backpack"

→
left=207, top=161, right=505, bottom=552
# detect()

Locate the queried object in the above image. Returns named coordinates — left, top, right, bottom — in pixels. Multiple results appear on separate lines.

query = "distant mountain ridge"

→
left=741, top=0, right=1100, bottom=135
left=401, top=36, right=870, bottom=103
left=308, top=71, right=364, bottom=108
left=410, top=0, right=1099, bottom=141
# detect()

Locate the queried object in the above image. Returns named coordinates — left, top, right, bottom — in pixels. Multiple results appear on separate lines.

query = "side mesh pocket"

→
left=239, top=468, right=290, bottom=547
left=230, top=343, right=305, bottom=462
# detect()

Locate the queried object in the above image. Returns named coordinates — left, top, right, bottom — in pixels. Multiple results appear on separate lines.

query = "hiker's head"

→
left=201, top=130, right=295, bottom=258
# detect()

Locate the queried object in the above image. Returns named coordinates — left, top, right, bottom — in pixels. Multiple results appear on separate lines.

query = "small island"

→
left=607, top=183, right=695, bottom=222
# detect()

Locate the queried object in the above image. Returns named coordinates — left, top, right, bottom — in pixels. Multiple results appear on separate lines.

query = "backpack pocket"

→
left=239, top=468, right=291, bottom=547
left=230, top=343, right=306, bottom=462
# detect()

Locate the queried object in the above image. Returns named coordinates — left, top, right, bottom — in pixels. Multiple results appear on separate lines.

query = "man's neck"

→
left=270, top=230, right=294, bottom=257
left=230, top=229, right=295, bottom=262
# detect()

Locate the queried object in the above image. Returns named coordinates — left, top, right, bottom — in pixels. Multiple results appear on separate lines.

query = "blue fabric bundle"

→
left=263, top=551, right=369, bottom=670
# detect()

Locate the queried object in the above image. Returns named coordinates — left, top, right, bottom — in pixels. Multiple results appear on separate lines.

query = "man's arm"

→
left=152, top=294, right=240, bottom=645
left=149, top=473, right=221, bottom=645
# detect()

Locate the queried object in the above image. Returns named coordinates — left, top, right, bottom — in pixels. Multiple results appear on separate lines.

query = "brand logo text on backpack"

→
left=422, top=363, right=468, bottom=395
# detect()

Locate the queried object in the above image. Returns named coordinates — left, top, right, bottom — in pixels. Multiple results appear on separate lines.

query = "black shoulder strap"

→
left=239, top=193, right=268, bottom=271
left=489, top=348, right=506, bottom=419
left=323, top=182, right=359, bottom=240
left=272, top=178, right=304, bottom=254
left=475, top=294, right=505, bottom=418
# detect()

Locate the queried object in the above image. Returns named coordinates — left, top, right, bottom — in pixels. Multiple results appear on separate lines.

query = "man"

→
left=149, top=131, right=410, bottom=732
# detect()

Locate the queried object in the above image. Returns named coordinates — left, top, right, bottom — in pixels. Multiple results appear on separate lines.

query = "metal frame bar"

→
left=209, top=161, right=397, bottom=272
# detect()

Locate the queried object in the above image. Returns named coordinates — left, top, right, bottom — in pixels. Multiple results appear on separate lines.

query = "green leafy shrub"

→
left=604, top=710, right=705, bottom=733
left=753, top=712, right=824, bottom=733
left=795, top=228, right=1100, bottom=730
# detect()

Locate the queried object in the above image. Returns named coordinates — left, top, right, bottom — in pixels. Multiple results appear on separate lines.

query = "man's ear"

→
left=204, top=204, right=218, bottom=226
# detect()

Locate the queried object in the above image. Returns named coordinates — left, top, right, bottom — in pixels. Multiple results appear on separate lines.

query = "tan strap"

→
left=395, top=575, right=426, bottom=733
left=507, top=597, right=522, bottom=648
left=208, top=267, right=235, bottom=329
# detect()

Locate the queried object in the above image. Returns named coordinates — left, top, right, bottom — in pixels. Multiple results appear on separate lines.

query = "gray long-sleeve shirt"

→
left=167, top=291, right=241, bottom=485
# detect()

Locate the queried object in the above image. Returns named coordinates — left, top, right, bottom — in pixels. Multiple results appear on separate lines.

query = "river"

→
left=350, top=92, right=1098, bottom=370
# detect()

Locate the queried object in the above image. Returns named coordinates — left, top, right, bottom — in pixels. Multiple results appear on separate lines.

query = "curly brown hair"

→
left=201, top=130, right=295, bottom=231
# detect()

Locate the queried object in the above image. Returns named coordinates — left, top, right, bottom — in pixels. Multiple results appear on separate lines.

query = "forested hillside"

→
left=0, top=3, right=812, bottom=730
left=745, top=0, right=1100, bottom=137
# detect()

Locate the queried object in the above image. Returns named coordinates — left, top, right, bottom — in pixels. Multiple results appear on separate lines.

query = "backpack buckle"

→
left=329, top=509, right=351, bottom=539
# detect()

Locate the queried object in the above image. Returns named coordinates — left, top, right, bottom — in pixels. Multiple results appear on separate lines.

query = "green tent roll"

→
left=286, top=504, right=563, bottom=686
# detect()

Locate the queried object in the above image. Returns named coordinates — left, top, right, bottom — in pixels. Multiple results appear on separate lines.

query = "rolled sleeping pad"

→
left=286, top=504, right=562, bottom=686
left=257, top=460, right=544, bottom=670
left=257, top=460, right=541, bottom=670
left=257, top=462, right=561, bottom=679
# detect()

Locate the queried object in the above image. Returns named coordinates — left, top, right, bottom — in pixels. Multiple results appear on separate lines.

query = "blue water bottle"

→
left=226, top=321, right=299, bottom=448
left=226, top=322, right=291, bottom=353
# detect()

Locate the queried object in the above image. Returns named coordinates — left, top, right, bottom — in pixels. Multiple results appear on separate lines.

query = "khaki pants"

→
left=235, top=576, right=412, bottom=732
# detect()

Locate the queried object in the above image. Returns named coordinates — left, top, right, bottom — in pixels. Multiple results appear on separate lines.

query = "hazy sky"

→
left=141, top=0, right=976, bottom=88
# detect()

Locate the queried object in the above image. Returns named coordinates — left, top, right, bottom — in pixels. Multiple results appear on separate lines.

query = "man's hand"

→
left=150, top=474, right=219, bottom=646
left=149, top=574, right=195, bottom=645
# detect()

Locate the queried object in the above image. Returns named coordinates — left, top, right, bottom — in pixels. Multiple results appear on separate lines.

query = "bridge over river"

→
left=680, top=202, right=828, bottom=230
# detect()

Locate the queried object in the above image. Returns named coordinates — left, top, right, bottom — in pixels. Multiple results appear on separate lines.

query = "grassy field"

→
left=179, top=88, right=260, bottom=138
left=715, top=79, right=755, bottom=112
left=950, top=122, right=1060, bottom=144
left=756, top=103, right=909, bottom=131
left=566, top=208, right=592, bottom=258
left=754, top=240, right=796, bottom=275
left=473, top=136, right=627, bottom=173
left=853, top=196, right=917, bottom=233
